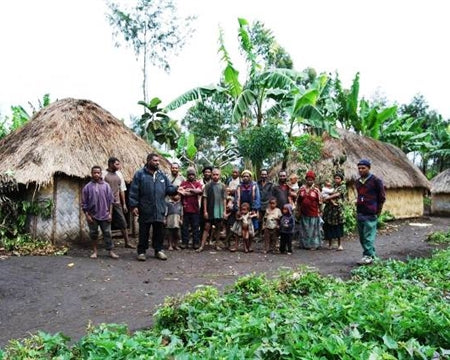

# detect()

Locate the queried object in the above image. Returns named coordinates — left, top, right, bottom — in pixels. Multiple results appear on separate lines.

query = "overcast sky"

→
left=1, top=0, right=449, bottom=124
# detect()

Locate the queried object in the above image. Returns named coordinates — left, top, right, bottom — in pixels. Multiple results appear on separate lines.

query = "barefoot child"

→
left=262, top=197, right=282, bottom=253
left=230, top=202, right=258, bottom=252
left=280, top=203, right=295, bottom=254
left=165, top=193, right=183, bottom=250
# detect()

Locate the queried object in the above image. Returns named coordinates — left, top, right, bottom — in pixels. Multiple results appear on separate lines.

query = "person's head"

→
left=240, top=202, right=250, bottom=214
left=260, top=169, right=268, bottom=181
left=241, top=169, right=252, bottom=184
left=305, top=170, right=316, bottom=186
left=268, top=197, right=277, bottom=209
left=211, top=168, right=221, bottom=182
left=146, top=153, right=160, bottom=171
left=170, top=162, right=180, bottom=176
left=231, top=168, right=240, bottom=179
left=278, top=170, right=287, bottom=184
left=186, top=167, right=196, bottom=181
left=91, top=165, right=102, bottom=181
left=324, top=179, right=332, bottom=188
left=107, top=157, right=121, bottom=172
left=282, top=203, right=292, bottom=215
left=171, top=193, right=181, bottom=202
left=357, top=159, right=371, bottom=178
left=289, top=173, right=298, bottom=185
left=202, top=166, right=213, bottom=181
left=334, top=171, right=344, bottom=186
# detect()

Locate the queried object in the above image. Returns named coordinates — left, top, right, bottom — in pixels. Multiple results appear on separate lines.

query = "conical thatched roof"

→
left=274, top=129, right=430, bottom=189
left=319, top=129, right=430, bottom=189
left=430, top=169, right=450, bottom=194
left=0, top=98, right=170, bottom=187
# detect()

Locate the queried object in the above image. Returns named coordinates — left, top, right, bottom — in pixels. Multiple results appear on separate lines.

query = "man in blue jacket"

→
left=129, top=153, right=178, bottom=261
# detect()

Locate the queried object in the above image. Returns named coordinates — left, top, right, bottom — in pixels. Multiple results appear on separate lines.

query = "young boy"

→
left=165, top=193, right=183, bottom=250
left=82, top=166, right=119, bottom=259
left=279, top=203, right=295, bottom=255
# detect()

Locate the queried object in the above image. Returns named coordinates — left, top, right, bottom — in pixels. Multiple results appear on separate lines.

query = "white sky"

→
left=1, top=0, right=449, bottom=124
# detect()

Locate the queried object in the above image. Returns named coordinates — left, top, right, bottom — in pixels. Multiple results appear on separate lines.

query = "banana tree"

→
left=136, top=97, right=181, bottom=150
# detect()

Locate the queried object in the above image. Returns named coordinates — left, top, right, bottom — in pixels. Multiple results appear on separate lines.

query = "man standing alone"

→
left=355, top=159, right=386, bottom=265
left=129, top=153, right=178, bottom=261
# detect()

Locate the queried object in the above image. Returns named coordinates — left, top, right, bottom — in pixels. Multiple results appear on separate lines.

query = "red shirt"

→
left=180, top=179, right=202, bottom=214
left=297, top=185, right=321, bottom=217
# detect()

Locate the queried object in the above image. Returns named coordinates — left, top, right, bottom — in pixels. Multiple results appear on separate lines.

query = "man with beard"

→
left=167, top=162, right=185, bottom=187
left=272, top=170, right=290, bottom=210
left=197, top=168, right=227, bottom=252
left=129, top=153, right=178, bottom=261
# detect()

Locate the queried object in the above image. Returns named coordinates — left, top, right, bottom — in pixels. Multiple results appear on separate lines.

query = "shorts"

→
left=111, top=203, right=127, bottom=229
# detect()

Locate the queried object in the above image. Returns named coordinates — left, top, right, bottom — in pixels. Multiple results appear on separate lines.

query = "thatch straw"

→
left=430, top=169, right=450, bottom=194
left=273, top=129, right=430, bottom=190
left=319, top=129, right=430, bottom=189
left=0, top=98, right=170, bottom=187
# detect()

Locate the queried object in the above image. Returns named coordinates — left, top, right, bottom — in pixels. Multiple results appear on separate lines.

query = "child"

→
left=230, top=202, right=258, bottom=253
left=279, top=203, right=295, bottom=254
left=321, top=180, right=337, bottom=206
left=165, top=193, right=183, bottom=251
left=262, top=197, right=282, bottom=254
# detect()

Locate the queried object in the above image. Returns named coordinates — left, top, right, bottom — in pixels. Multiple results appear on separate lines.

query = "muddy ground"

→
left=0, top=216, right=448, bottom=347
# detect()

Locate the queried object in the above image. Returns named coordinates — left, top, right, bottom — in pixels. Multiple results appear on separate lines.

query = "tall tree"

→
left=106, top=0, right=195, bottom=102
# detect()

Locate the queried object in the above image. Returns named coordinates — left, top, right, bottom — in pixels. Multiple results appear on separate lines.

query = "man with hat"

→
left=355, top=159, right=386, bottom=265
left=178, top=167, right=203, bottom=249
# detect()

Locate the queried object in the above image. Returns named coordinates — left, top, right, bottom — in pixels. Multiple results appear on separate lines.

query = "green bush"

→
left=2, top=250, right=450, bottom=358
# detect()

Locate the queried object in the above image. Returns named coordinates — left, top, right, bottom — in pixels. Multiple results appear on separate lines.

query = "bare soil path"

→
left=0, top=216, right=448, bottom=347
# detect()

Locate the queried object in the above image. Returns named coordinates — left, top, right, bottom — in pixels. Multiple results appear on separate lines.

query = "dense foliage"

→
left=2, top=249, right=449, bottom=359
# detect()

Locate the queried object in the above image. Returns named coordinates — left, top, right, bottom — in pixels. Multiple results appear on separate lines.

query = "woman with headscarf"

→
left=322, top=171, right=347, bottom=250
left=297, top=170, right=322, bottom=250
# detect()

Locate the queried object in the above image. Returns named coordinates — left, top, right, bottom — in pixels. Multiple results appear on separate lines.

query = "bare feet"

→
left=337, top=245, right=344, bottom=251
left=125, top=243, right=136, bottom=249
left=90, top=253, right=97, bottom=259
left=109, top=251, right=119, bottom=259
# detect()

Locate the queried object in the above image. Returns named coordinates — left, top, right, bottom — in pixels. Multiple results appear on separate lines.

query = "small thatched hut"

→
left=0, top=98, right=170, bottom=244
left=273, top=129, right=430, bottom=219
left=430, top=169, right=450, bottom=216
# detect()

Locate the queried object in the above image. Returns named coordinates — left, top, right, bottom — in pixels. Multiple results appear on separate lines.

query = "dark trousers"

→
left=280, top=233, right=292, bottom=253
left=181, top=213, right=200, bottom=247
left=138, top=221, right=164, bottom=255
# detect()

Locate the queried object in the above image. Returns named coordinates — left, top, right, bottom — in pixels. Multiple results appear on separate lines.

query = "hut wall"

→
left=384, top=188, right=424, bottom=219
left=348, top=185, right=424, bottom=219
left=31, top=176, right=89, bottom=244
left=27, top=184, right=53, bottom=240
left=431, top=194, right=450, bottom=216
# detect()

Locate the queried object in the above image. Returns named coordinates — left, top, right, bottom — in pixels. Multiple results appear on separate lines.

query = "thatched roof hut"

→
left=430, top=169, right=450, bottom=216
left=273, top=129, right=430, bottom=219
left=0, top=98, right=170, bottom=244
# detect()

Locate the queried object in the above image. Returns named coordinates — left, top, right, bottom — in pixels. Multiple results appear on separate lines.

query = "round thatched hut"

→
left=272, top=129, right=430, bottom=219
left=0, top=98, right=170, bottom=244
left=430, top=169, right=450, bottom=216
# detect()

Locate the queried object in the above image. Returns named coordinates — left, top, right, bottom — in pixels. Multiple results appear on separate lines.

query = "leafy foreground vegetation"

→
left=2, top=250, right=450, bottom=359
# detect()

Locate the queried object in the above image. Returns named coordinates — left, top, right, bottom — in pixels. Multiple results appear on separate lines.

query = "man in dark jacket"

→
left=129, top=153, right=178, bottom=261
left=355, top=159, right=386, bottom=265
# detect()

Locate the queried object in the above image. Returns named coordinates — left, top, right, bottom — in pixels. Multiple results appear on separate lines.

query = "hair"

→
left=241, top=202, right=250, bottom=211
left=91, top=165, right=102, bottom=172
left=260, top=168, right=268, bottom=174
left=146, top=153, right=159, bottom=162
left=171, top=162, right=180, bottom=168
left=108, top=156, right=119, bottom=166
left=268, top=196, right=277, bottom=203
left=202, top=166, right=213, bottom=174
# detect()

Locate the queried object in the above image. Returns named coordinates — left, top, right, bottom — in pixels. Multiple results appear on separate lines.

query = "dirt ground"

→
left=0, top=216, right=448, bottom=347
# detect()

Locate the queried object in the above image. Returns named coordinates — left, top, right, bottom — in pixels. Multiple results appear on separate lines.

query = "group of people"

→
left=81, top=153, right=385, bottom=266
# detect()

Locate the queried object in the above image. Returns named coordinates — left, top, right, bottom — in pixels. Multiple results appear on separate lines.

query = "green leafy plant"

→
left=343, top=200, right=356, bottom=234
left=426, top=230, right=450, bottom=244
left=377, top=210, right=395, bottom=229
